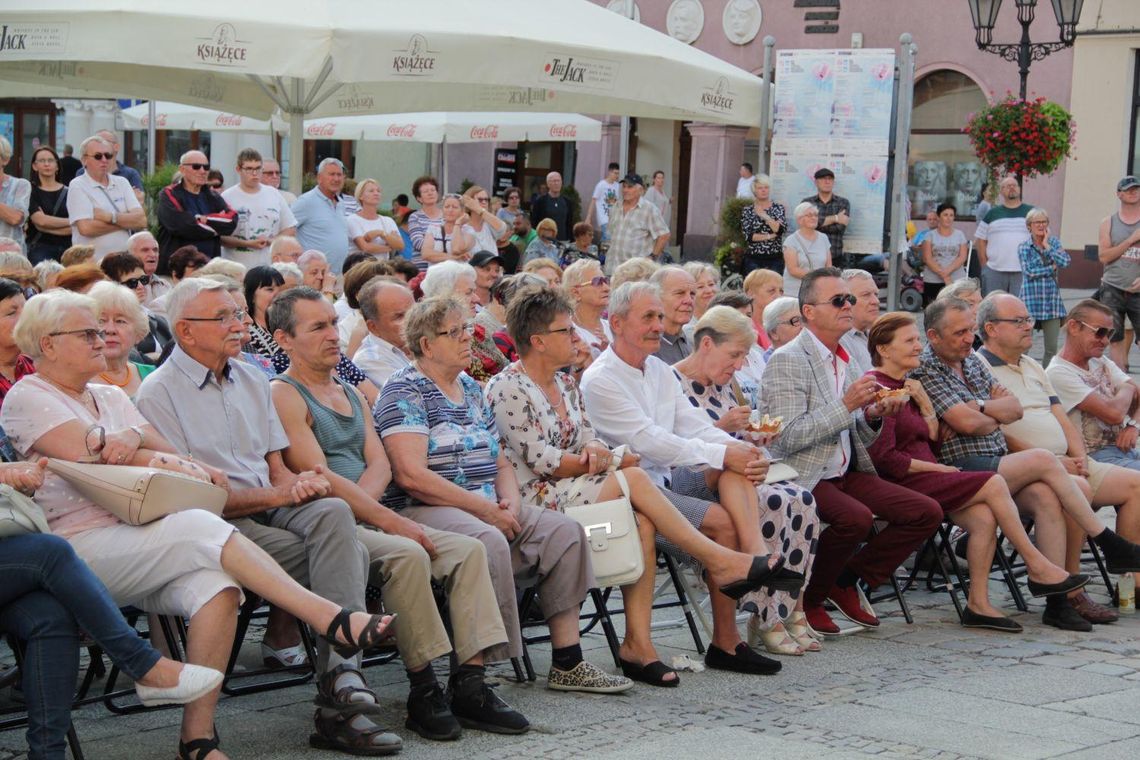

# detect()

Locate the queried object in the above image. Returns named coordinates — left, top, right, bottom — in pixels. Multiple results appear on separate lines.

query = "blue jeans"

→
left=0, top=534, right=161, bottom=760
left=1090, top=446, right=1140, bottom=471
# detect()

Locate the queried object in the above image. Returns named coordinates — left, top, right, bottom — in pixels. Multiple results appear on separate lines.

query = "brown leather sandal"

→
left=308, top=709, right=402, bottom=756
left=314, top=663, right=385, bottom=716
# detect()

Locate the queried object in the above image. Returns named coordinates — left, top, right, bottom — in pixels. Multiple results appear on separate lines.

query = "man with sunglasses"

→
left=67, top=135, right=147, bottom=261
left=260, top=158, right=297, bottom=204
left=761, top=267, right=943, bottom=635
left=74, top=129, right=145, bottom=204
left=156, top=150, right=237, bottom=273
left=127, top=232, right=172, bottom=308
left=917, top=294, right=1140, bottom=630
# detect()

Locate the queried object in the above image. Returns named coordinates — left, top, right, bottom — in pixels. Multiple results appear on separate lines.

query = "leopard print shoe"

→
left=547, top=661, right=633, bottom=693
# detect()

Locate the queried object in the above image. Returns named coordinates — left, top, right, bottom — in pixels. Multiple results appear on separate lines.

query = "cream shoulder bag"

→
left=46, top=460, right=227, bottom=526
left=0, top=484, right=50, bottom=537
left=563, top=446, right=645, bottom=588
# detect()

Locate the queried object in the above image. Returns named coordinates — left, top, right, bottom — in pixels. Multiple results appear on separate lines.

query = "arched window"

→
left=909, top=70, right=989, bottom=220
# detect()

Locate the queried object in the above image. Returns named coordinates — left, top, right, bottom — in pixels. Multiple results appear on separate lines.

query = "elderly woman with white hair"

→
left=937, top=276, right=984, bottom=350
left=782, top=201, right=831, bottom=298
left=741, top=173, right=786, bottom=275
left=683, top=261, right=720, bottom=323
left=87, top=280, right=157, bottom=397
left=673, top=306, right=820, bottom=656
left=1017, top=207, right=1070, bottom=367
left=422, top=260, right=507, bottom=381
left=563, top=258, right=612, bottom=359
left=298, top=249, right=335, bottom=300
left=0, top=289, right=393, bottom=760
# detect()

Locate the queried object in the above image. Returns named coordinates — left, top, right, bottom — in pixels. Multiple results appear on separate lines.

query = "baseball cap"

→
left=1118, top=176, right=1140, bottom=192
left=470, top=250, right=504, bottom=268
left=620, top=173, right=645, bottom=187
left=814, top=168, right=836, bottom=180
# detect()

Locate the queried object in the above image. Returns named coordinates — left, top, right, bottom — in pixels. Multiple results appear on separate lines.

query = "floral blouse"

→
left=485, top=363, right=609, bottom=511
left=741, top=202, right=787, bottom=261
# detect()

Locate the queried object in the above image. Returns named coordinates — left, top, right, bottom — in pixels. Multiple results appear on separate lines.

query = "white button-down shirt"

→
left=580, top=346, right=734, bottom=487
left=352, top=333, right=411, bottom=389
left=809, top=330, right=853, bottom=480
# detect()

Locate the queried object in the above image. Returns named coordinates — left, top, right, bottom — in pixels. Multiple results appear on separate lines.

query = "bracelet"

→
left=110, top=210, right=118, bottom=226
left=85, top=424, right=106, bottom=456
left=129, top=425, right=145, bottom=448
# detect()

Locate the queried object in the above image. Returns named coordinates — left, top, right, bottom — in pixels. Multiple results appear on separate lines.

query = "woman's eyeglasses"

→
left=588, top=276, right=609, bottom=287
left=436, top=321, right=475, bottom=340
left=49, top=328, right=105, bottom=344
left=122, top=275, right=152, bottom=289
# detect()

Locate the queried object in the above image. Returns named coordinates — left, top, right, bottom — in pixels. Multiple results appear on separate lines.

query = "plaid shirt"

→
left=605, top=198, right=669, bottom=274
left=1017, top=236, right=1069, bottom=321
left=803, top=193, right=851, bottom=265
left=910, top=345, right=1008, bottom=463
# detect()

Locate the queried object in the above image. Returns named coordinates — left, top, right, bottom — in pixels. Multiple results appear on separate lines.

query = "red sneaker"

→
left=827, top=584, right=880, bottom=627
left=803, top=603, right=840, bottom=636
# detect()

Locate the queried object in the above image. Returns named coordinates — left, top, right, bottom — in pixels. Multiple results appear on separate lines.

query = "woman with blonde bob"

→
left=87, top=280, right=155, bottom=397
left=562, top=258, right=612, bottom=358
left=683, top=261, right=720, bottom=323
left=672, top=305, right=821, bottom=655
left=743, top=267, right=783, bottom=350
left=0, top=289, right=394, bottom=760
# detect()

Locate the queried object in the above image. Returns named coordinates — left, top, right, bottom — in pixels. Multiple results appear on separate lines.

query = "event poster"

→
left=770, top=49, right=895, bottom=254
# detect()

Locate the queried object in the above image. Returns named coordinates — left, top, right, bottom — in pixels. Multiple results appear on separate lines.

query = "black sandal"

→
left=309, top=709, right=402, bottom=756
left=719, top=555, right=797, bottom=600
left=178, top=729, right=219, bottom=760
left=618, top=658, right=680, bottom=688
left=323, top=608, right=396, bottom=659
left=314, top=662, right=385, bottom=716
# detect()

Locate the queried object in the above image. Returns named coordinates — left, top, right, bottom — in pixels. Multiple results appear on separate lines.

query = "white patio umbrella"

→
left=119, top=101, right=276, bottom=132
left=0, top=0, right=762, bottom=193
left=301, top=112, right=601, bottom=143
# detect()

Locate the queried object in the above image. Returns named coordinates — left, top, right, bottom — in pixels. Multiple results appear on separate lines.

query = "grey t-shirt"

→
left=783, top=231, right=831, bottom=298
left=922, top=228, right=968, bottom=283
left=1102, top=213, right=1140, bottom=291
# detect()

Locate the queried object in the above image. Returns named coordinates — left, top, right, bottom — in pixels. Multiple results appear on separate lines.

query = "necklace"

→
left=98, top=365, right=132, bottom=388
left=40, top=372, right=93, bottom=405
left=521, top=362, right=563, bottom=409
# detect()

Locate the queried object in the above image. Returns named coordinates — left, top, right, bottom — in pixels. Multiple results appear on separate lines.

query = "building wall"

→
left=1060, top=0, right=1139, bottom=255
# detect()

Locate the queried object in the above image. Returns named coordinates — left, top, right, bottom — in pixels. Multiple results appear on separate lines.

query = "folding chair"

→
left=515, top=586, right=623, bottom=683
left=219, top=596, right=319, bottom=697
left=899, top=520, right=970, bottom=621
left=863, top=522, right=914, bottom=624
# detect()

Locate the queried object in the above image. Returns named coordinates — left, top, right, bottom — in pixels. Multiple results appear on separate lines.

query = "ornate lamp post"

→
left=967, top=0, right=1085, bottom=100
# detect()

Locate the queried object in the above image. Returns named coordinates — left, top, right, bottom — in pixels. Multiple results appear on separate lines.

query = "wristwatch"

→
left=1124, top=415, right=1140, bottom=430
left=977, top=399, right=986, bottom=412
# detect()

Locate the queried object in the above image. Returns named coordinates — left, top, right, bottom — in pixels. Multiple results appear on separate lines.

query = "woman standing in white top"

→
left=461, top=185, right=508, bottom=254
left=422, top=195, right=475, bottom=265
left=920, top=201, right=969, bottom=305
left=782, top=202, right=831, bottom=298
left=347, top=179, right=403, bottom=259
left=644, top=170, right=671, bottom=222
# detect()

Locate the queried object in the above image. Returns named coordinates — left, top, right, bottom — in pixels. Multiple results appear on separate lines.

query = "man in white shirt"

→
left=67, top=135, right=146, bottom=260
left=221, top=148, right=297, bottom=268
left=585, top=163, right=620, bottom=242
left=736, top=163, right=755, bottom=199
left=353, top=278, right=414, bottom=388
left=581, top=281, right=791, bottom=676
left=1048, top=298, right=1140, bottom=474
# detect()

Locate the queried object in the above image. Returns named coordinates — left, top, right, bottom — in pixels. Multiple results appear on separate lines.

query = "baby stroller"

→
left=857, top=250, right=925, bottom=313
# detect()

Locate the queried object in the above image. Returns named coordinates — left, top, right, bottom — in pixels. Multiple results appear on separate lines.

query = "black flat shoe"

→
left=1027, top=573, right=1089, bottom=598
left=1042, top=603, right=1093, bottom=632
left=718, top=555, right=785, bottom=600
left=618, top=658, right=679, bottom=687
left=766, top=566, right=806, bottom=593
left=704, top=643, right=781, bottom=675
left=960, top=607, right=1023, bottom=633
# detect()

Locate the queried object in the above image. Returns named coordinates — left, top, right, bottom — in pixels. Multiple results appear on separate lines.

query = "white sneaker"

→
left=135, top=664, right=224, bottom=706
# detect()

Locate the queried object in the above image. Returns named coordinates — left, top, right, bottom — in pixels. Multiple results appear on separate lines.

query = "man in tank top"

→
left=1097, top=176, right=1140, bottom=371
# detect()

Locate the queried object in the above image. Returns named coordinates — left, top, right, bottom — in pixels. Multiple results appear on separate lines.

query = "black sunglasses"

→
left=86, top=152, right=114, bottom=161
left=809, top=294, right=857, bottom=309
left=122, top=275, right=152, bottom=289
left=182, top=162, right=210, bottom=171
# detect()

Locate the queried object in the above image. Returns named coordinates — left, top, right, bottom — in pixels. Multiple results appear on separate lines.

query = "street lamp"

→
left=967, top=0, right=1085, bottom=100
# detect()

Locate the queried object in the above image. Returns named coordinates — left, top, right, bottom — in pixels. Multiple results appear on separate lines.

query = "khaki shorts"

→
left=1086, top=456, right=1114, bottom=496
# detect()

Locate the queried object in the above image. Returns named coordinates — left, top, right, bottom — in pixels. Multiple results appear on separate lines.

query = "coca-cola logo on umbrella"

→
left=386, top=124, right=418, bottom=138
left=469, top=125, right=499, bottom=140
left=549, top=124, right=577, bottom=138
left=306, top=123, right=336, bottom=137
left=215, top=113, right=243, bottom=127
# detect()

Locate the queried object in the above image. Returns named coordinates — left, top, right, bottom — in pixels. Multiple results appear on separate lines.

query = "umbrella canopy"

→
left=302, top=112, right=601, bottom=143
left=0, top=0, right=762, bottom=191
left=119, top=101, right=275, bottom=132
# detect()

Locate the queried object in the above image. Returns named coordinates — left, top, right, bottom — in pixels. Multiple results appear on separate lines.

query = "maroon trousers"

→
left=805, top=469, right=942, bottom=607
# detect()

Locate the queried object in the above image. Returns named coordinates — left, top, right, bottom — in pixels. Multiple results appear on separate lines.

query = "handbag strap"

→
left=613, top=468, right=631, bottom=501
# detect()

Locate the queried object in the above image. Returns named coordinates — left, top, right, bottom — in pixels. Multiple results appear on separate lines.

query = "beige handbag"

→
left=563, top=447, right=644, bottom=588
left=46, top=459, right=227, bottom=526
left=765, top=462, right=800, bottom=484
left=0, top=484, right=50, bottom=537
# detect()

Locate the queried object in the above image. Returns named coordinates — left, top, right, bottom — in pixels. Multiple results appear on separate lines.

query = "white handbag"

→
left=46, top=459, right=227, bottom=526
left=563, top=448, right=644, bottom=588
left=0, top=484, right=50, bottom=537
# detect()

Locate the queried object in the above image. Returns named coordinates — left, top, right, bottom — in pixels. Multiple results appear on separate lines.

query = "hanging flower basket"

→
left=963, top=96, right=1075, bottom=180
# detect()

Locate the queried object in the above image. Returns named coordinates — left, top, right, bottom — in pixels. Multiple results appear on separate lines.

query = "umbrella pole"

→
left=441, top=137, right=448, bottom=194
left=288, top=109, right=304, bottom=196
left=146, top=101, right=157, bottom=176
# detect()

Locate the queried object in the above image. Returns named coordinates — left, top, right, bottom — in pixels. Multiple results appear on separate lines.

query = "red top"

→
left=0, top=355, right=34, bottom=409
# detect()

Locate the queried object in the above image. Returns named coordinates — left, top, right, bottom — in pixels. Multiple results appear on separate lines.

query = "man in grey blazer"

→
left=761, top=268, right=942, bottom=635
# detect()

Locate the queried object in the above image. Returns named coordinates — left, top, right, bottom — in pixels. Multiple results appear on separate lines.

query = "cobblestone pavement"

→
left=3, top=567, right=1140, bottom=760
left=4, top=290, right=1140, bottom=759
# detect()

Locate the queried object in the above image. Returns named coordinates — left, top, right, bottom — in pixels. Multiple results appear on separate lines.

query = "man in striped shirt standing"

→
left=975, top=175, right=1033, bottom=296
